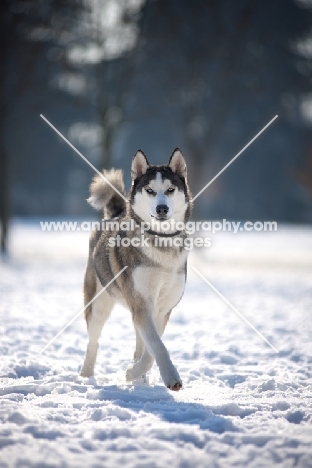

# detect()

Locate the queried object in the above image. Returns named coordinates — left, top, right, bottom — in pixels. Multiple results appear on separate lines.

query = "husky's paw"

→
left=167, top=381, right=182, bottom=391
left=126, top=354, right=154, bottom=381
left=126, top=367, right=148, bottom=384
left=166, top=378, right=183, bottom=391
left=126, top=367, right=136, bottom=381
left=80, top=370, right=93, bottom=378
left=126, top=364, right=145, bottom=381
left=80, top=366, right=94, bottom=378
left=161, top=364, right=183, bottom=392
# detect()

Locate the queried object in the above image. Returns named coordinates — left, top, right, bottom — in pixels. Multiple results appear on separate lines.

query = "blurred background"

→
left=1, top=0, right=312, bottom=253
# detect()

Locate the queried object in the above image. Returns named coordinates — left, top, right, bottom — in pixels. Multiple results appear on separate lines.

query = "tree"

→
left=1, top=0, right=145, bottom=226
left=129, top=0, right=312, bottom=220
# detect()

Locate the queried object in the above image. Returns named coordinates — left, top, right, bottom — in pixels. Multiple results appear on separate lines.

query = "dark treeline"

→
left=1, top=0, right=312, bottom=250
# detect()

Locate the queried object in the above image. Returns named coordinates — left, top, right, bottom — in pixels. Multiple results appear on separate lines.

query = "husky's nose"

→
left=156, top=205, right=169, bottom=217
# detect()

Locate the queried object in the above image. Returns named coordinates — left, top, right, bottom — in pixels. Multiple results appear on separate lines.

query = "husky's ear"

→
left=168, top=148, right=187, bottom=178
left=131, top=150, right=149, bottom=180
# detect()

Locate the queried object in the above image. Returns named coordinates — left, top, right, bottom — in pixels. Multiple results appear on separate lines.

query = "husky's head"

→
left=130, top=149, right=192, bottom=226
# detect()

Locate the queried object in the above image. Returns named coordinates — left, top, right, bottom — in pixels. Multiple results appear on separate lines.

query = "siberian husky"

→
left=80, top=149, right=192, bottom=391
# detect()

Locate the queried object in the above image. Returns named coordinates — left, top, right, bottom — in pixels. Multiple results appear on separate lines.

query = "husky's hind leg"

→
left=127, top=332, right=154, bottom=382
left=133, top=327, right=145, bottom=363
left=80, top=279, right=114, bottom=378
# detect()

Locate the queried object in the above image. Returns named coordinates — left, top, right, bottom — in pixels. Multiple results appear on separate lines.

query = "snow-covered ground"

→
left=1, top=220, right=312, bottom=467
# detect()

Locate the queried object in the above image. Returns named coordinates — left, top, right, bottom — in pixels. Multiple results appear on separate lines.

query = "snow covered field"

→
left=1, top=220, right=312, bottom=467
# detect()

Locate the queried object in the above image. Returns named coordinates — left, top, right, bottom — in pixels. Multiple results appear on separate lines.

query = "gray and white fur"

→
left=80, top=149, right=192, bottom=391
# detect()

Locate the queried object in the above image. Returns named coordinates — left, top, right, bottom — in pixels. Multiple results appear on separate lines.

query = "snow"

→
left=1, top=220, right=312, bottom=467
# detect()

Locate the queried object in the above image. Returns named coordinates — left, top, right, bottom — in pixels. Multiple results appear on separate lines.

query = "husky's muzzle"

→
left=155, top=204, right=169, bottom=220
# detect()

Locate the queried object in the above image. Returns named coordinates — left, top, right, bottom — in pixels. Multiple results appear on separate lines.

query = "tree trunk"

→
left=0, top=2, right=9, bottom=253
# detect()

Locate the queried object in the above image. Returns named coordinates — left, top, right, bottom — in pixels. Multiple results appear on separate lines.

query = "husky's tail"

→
left=87, top=169, right=126, bottom=219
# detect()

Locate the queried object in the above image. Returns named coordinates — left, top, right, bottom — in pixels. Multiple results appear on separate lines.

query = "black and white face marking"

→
left=130, top=148, right=189, bottom=225
left=132, top=171, right=188, bottom=224
left=146, top=172, right=175, bottom=220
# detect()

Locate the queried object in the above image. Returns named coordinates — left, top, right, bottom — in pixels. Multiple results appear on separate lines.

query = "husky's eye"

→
left=145, top=188, right=154, bottom=194
left=167, top=187, right=175, bottom=193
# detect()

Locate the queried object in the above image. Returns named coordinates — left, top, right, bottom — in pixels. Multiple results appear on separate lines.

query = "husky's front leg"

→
left=127, top=305, right=182, bottom=391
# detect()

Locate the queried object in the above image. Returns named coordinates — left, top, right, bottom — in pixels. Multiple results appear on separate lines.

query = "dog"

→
left=80, top=149, right=192, bottom=391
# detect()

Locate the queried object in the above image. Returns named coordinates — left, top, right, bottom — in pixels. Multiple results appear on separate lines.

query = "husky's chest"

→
left=132, top=263, right=186, bottom=310
left=130, top=239, right=186, bottom=301
left=139, top=238, right=188, bottom=270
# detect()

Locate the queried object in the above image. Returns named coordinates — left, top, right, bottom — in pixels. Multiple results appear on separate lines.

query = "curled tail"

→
left=87, top=169, right=126, bottom=219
